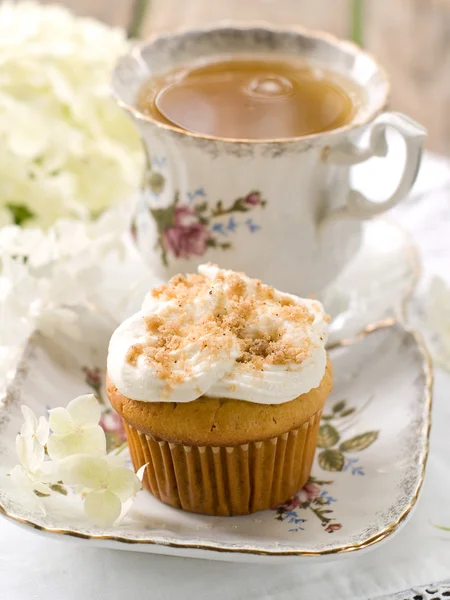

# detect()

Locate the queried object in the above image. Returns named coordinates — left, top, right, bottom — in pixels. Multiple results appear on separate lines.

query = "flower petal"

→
left=8, top=465, right=29, bottom=488
left=48, top=407, right=72, bottom=434
left=84, top=489, right=121, bottom=526
left=105, top=454, right=127, bottom=470
left=33, top=480, right=53, bottom=496
left=106, top=467, right=141, bottom=501
left=16, top=433, right=44, bottom=472
left=38, top=459, right=61, bottom=484
left=67, top=394, right=101, bottom=426
left=20, top=405, right=38, bottom=436
left=47, top=425, right=106, bottom=460
left=15, top=434, right=30, bottom=468
left=8, top=465, right=47, bottom=515
left=36, top=416, right=50, bottom=446
left=59, top=455, right=107, bottom=489
left=136, top=463, right=148, bottom=482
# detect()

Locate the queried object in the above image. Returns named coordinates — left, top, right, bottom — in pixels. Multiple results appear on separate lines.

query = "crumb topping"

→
left=126, top=266, right=327, bottom=385
left=125, top=344, right=144, bottom=367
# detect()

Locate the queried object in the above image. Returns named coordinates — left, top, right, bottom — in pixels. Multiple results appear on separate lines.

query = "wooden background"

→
left=40, top=0, right=450, bottom=155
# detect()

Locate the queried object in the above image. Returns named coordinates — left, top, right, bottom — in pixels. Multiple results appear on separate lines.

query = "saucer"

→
left=321, top=218, right=419, bottom=345
left=0, top=311, right=431, bottom=563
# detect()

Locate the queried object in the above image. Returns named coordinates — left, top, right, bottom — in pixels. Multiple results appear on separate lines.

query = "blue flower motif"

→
left=285, top=510, right=299, bottom=519
left=187, top=188, right=206, bottom=203
left=245, top=218, right=260, bottom=233
left=343, top=457, right=365, bottom=476
left=319, top=491, right=336, bottom=505
left=288, top=523, right=306, bottom=532
left=211, top=223, right=226, bottom=236
left=227, top=216, right=238, bottom=232
left=283, top=510, right=307, bottom=528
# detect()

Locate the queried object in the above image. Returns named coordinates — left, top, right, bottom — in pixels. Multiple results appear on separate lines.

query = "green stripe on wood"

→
left=350, top=0, right=364, bottom=47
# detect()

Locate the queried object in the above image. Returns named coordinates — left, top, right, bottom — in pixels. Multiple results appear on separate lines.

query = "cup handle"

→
left=320, top=112, right=426, bottom=226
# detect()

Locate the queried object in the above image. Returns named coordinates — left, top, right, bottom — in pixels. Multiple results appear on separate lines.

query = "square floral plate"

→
left=0, top=308, right=431, bottom=563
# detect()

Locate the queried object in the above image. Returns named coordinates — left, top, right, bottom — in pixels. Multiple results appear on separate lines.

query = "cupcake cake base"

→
left=125, top=410, right=322, bottom=515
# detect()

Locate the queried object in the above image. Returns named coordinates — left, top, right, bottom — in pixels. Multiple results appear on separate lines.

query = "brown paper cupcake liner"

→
left=124, top=409, right=322, bottom=516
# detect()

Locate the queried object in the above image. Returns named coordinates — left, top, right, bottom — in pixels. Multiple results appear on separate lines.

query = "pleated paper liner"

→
left=124, top=409, right=322, bottom=516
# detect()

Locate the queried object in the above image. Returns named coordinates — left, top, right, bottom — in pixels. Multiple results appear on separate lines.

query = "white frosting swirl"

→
left=107, top=264, right=328, bottom=404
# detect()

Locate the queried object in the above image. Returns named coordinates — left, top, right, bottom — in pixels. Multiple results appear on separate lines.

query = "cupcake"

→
left=106, top=264, right=332, bottom=516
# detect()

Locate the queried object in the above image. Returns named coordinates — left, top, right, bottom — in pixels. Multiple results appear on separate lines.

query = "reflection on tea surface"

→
left=137, top=56, right=360, bottom=140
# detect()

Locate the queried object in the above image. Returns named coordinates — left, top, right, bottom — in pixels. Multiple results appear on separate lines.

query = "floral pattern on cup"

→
left=148, top=187, right=267, bottom=266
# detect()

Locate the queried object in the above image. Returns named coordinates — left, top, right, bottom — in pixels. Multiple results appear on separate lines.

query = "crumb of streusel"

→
left=125, top=344, right=144, bottom=366
left=127, top=268, right=326, bottom=384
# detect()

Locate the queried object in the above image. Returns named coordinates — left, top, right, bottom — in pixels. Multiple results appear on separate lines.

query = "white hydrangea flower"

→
left=0, top=203, right=130, bottom=347
left=426, top=276, right=450, bottom=369
left=8, top=395, right=143, bottom=524
left=0, top=345, right=23, bottom=395
left=16, top=405, right=49, bottom=473
left=0, top=253, right=82, bottom=344
left=0, top=1, right=144, bottom=227
left=8, top=405, right=55, bottom=515
left=0, top=258, right=32, bottom=347
left=47, top=394, right=106, bottom=460
left=7, top=465, right=52, bottom=515
left=60, top=454, right=141, bottom=526
left=0, top=226, right=49, bottom=264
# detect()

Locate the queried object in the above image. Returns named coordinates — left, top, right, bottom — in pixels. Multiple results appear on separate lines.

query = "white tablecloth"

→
left=1, top=152, right=450, bottom=600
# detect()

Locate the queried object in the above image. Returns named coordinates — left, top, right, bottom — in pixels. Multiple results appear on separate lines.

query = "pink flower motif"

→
left=275, top=495, right=301, bottom=511
left=296, top=489, right=308, bottom=504
left=163, top=223, right=210, bottom=259
left=244, top=192, right=261, bottom=206
left=100, top=411, right=126, bottom=443
left=174, top=205, right=196, bottom=226
left=325, top=523, right=342, bottom=533
left=295, top=482, right=321, bottom=505
left=304, top=482, right=321, bottom=500
left=163, top=205, right=210, bottom=259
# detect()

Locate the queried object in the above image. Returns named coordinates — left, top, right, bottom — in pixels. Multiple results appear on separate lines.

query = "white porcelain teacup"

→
left=112, top=25, right=426, bottom=295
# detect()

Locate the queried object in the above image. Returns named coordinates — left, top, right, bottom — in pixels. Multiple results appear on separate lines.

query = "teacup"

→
left=112, top=25, right=426, bottom=295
